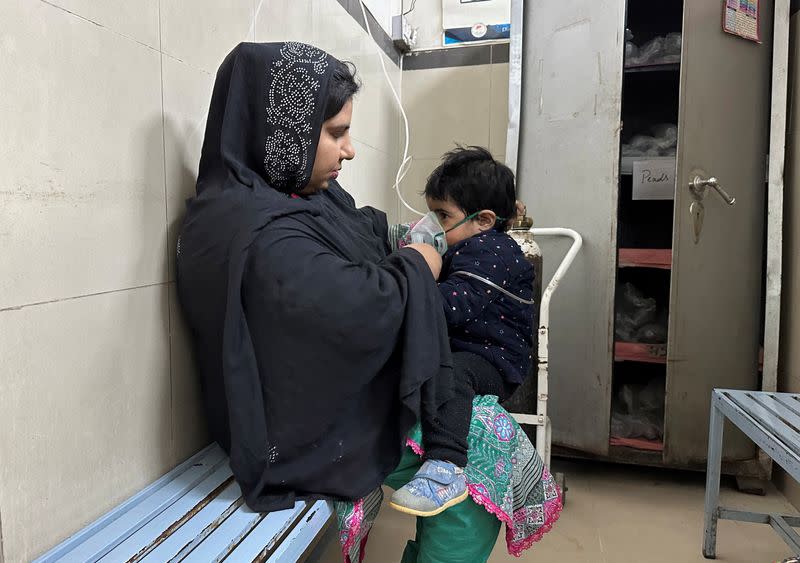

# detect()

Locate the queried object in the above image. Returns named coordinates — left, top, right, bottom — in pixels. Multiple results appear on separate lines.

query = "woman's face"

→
left=304, top=99, right=356, bottom=194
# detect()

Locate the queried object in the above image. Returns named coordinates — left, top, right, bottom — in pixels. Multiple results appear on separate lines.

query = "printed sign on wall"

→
left=723, top=0, right=760, bottom=43
left=442, top=0, right=510, bottom=45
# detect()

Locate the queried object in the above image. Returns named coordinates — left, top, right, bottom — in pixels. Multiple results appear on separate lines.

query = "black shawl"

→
left=176, top=42, right=452, bottom=511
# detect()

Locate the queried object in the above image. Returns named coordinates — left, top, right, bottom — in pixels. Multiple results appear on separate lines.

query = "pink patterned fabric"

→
left=335, top=396, right=562, bottom=561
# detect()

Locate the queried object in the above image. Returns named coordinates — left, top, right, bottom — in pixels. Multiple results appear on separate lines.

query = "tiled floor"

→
left=319, top=459, right=798, bottom=562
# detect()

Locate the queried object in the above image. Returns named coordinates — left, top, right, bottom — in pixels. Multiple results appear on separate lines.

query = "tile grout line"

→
left=350, top=136, right=396, bottom=156
left=38, top=0, right=160, bottom=54
left=40, top=0, right=215, bottom=77
left=157, top=0, right=176, bottom=465
left=39, top=0, right=502, bottom=73
left=252, top=0, right=258, bottom=42
left=0, top=282, right=171, bottom=314
left=160, top=51, right=213, bottom=76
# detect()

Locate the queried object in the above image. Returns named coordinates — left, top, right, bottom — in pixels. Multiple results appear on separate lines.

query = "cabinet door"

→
left=517, top=0, right=626, bottom=454
left=665, top=0, right=773, bottom=465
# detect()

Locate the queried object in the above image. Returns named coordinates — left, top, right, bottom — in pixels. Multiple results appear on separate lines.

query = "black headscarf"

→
left=176, top=42, right=452, bottom=511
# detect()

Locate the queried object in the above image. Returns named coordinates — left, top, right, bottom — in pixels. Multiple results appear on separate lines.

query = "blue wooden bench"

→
left=703, top=389, right=800, bottom=559
left=34, top=444, right=334, bottom=562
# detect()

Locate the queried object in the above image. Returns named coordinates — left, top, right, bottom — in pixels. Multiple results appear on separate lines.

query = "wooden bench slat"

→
left=724, top=391, right=800, bottom=457
left=227, top=503, right=307, bottom=561
left=34, top=444, right=334, bottom=563
left=714, top=392, right=800, bottom=482
left=142, top=482, right=243, bottom=563
left=771, top=394, right=800, bottom=422
left=750, top=393, right=800, bottom=439
left=35, top=446, right=227, bottom=563
left=267, top=501, right=333, bottom=562
left=180, top=503, right=264, bottom=562
left=99, top=463, right=235, bottom=563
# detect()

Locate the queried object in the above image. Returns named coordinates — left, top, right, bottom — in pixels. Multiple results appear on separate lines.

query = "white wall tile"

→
left=402, top=65, right=492, bottom=159
left=169, top=283, right=210, bottom=463
left=0, top=285, right=172, bottom=562
left=397, top=157, right=439, bottom=223
left=350, top=49, right=403, bottom=161
left=362, top=0, right=402, bottom=37
left=489, top=63, right=510, bottom=156
left=160, top=0, right=254, bottom=73
left=255, top=0, right=310, bottom=44
left=339, top=139, right=399, bottom=220
left=41, top=0, right=160, bottom=49
left=162, top=57, right=215, bottom=281
left=255, top=0, right=340, bottom=52
left=0, top=2, right=166, bottom=310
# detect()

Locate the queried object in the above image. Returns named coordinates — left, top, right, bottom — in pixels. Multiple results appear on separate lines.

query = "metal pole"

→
left=527, top=228, right=582, bottom=462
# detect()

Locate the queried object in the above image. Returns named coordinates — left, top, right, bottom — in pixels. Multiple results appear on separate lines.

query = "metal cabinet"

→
left=513, top=0, right=774, bottom=472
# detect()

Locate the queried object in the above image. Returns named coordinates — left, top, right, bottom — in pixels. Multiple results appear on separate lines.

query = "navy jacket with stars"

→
left=439, top=230, right=535, bottom=385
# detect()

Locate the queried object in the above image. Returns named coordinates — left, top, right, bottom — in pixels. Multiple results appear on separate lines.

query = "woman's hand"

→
left=406, top=243, right=442, bottom=280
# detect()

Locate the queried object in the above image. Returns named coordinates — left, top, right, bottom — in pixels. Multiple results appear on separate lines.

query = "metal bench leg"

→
left=703, top=401, right=724, bottom=559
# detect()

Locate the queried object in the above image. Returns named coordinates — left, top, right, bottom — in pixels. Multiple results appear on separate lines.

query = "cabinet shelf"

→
left=615, top=341, right=667, bottom=364
left=609, top=436, right=664, bottom=451
left=618, top=248, right=672, bottom=269
left=624, top=62, right=680, bottom=74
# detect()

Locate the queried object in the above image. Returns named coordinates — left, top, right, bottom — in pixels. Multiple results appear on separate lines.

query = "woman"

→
left=177, top=42, right=567, bottom=562
left=178, top=40, right=448, bottom=507
left=176, top=42, right=506, bottom=560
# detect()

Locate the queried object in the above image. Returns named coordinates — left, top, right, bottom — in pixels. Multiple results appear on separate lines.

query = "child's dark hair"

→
left=424, top=146, right=517, bottom=231
left=323, top=59, right=361, bottom=121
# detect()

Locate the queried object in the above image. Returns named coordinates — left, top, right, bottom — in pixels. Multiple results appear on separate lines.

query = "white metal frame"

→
left=751, top=0, right=790, bottom=484
left=510, top=227, right=583, bottom=467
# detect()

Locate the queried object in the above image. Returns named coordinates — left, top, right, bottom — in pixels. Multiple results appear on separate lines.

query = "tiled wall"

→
left=398, top=61, right=510, bottom=222
left=404, top=0, right=445, bottom=50
left=0, top=1, right=400, bottom=560
left=362, top=0, right=403, bottom=36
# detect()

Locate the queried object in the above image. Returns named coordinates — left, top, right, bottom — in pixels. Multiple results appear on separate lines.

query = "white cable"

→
left=358, top=0, right=425, bottom=217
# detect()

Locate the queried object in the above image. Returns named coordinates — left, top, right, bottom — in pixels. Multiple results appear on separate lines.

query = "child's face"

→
left=426, top=196, right=496, bottom=247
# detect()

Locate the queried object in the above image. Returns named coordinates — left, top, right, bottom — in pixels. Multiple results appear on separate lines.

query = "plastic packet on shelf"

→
left=625, top=32, right=682, bottom=67
left=615, top=282, right=657, bottom=338
left=631, top=36, right=664, bottom=67
left=611, top=379, right=665, bottom=440
left=611, top=411, right=662, bottom=441
left=626, top=41, right=639, bottom=62
left=621, top=124, right=678, bottom=158
left=661, top=32, right=682, bottom=60
left=635, top=321, right=668, bottom=344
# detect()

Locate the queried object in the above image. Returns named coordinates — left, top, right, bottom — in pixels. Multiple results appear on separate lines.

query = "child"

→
left=390, top=146, right=536, bottom=517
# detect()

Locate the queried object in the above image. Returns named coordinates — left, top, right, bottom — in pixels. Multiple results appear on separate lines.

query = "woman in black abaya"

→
left=177, top=41, right=448, bottom=510
left=177, top=42, right=505, bottom=562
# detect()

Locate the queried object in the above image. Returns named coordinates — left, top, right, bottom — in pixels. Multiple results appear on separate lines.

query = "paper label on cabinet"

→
left=632, top=158, right=676, bottom=200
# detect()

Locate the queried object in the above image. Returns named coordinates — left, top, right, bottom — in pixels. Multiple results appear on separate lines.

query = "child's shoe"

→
left=389, top=459, right=468, bottom=517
